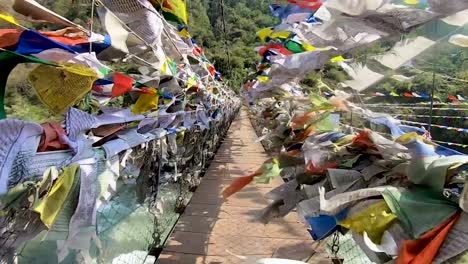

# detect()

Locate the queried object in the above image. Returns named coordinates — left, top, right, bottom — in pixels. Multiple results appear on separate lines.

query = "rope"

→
left=429, top=18, right=438, bottom=134
left=89, top=0, right=96, bottom=53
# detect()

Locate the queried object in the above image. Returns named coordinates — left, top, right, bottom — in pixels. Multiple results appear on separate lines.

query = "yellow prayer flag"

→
left=29, top=63, right=98, bottom=113
left=396, top=132, right=424, bottom=143
left=161, top=60, right=167, bottom=75
left=159, top=0, right=188, bottom=24
left=256, top=27, right=273, bottom=42
left=176, top=130, right=185, bottom=144
left=257, top=76, right=269, bottom=83
left=302, top=42, right=316, bottom=51
left=132, top=88, right=159, bottom=114
left=0, top=13, right=20, bottom=26
left=338, top=200, right=397, bottom=244
left=390, top=92, right=399, bottom=97
left=34, top=165, right=79, bottom=228
left=404, top=0, right=419, bottom=5
left=270, top=31, right=291, bottom=40
left=177, top=28, right=191, bottom=38
left=330, top=55, right=345, bottom=62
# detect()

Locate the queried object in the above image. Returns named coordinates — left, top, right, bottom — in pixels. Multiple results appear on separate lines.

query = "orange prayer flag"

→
left=397, top=211, right=461, bottom=264
left=291, top=112, right=316, bottom=130
left=222, top=171, right=263, bottom=199
left=305, top=161, right=338, bottom=175
left=295, top=125, right=316, bottom=142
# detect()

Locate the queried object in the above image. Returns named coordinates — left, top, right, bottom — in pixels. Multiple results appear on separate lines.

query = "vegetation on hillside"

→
left=186, top=0, right=277, bottom=88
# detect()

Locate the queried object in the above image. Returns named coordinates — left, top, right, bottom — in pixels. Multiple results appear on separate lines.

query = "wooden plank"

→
left=158, top=108, right=328, bottom=263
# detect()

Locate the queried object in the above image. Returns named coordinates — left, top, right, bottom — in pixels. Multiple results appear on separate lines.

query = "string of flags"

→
left=240, top=1, right=468, bottom=263
left=369, top=92, right=466, bottom=102
left=393, top=114, right=468, bottom=120
left=343, top=123, right=468, bottom=148
left=433, top=140, right=468, bottom=149
left=0, top=0, right=240, bottom=262
left=352, top=110, right=468, bottom=134
left=363, top=105, right=468, bottom=111
left=399, top=120, right=468, bottom=133
left=322, top=90, right=467, bottom=103
left=364, top=102, right=466, bottom=106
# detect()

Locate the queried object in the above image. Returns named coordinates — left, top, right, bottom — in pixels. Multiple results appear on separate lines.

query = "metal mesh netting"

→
left=0, top=106, right=240, bottom=264
left=325, top=233, right=373, bottom=264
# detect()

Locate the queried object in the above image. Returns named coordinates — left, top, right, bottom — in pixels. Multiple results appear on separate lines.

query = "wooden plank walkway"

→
left=157, top=108, right=328, bottom=264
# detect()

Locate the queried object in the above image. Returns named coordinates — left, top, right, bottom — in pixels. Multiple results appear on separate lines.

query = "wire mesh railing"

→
left=0, top=105, right=240, bottom=264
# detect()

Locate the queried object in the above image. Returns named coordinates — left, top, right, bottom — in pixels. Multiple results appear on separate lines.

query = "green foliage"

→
left=187, top=0, right=278, bottom=88
left=300, top=72, right=319, bottom=89
left=351, top=40, right=394, bottom=66
left=371, top=41, right=468, bottom=97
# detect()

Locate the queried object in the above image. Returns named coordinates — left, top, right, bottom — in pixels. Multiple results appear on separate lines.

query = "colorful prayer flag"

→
left=132, top=88, right=159, bottom=114
left=29, top=63, right=98, bottom=113
left=111, top=72, right=134, bottom=98
left=0, top=14, right=20, bottom=26
left=151, top=0, right=188, bottom=25
left=256, top=27, right=273, bottom=42
left=287, top=0, right=322, bottom=10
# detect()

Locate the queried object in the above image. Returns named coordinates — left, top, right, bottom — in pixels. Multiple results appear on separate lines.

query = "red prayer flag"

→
left=193, top=46, right=204, bottom=57
left=259, top=44, right=293, bottom=56
left=403, top=92, right=414, bottom=98
left=207, top=65, right=216, bottom=76
left=447, top=95, right=458, bottom=101
left=305, top=161, right=338, bottom=175
left=288, top=0, right=322, bottom=10
left=448, top=95, right=461, bottom=105
left=111, top=72, right=134, bottom=98
left=352, top=130, right=378, bottom=151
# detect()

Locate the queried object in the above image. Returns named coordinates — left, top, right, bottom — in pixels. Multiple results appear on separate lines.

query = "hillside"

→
left=187, top=0, right=278, bottom=88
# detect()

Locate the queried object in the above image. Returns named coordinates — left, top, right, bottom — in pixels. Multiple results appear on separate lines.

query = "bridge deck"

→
left=157, top=108, right=328, bottom=264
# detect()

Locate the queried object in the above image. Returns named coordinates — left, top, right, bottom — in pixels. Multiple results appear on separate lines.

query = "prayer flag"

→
left=111, top=72, right=134, bottom=98
left=151, top=0, right=188, bottom=25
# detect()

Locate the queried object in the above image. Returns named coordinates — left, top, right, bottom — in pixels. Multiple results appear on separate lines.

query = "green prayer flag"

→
left=284, top=40, right=305, bottom=54
left=254, top=159, right=282, bottom=184
left=383, top=187, right=459, bottom=239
